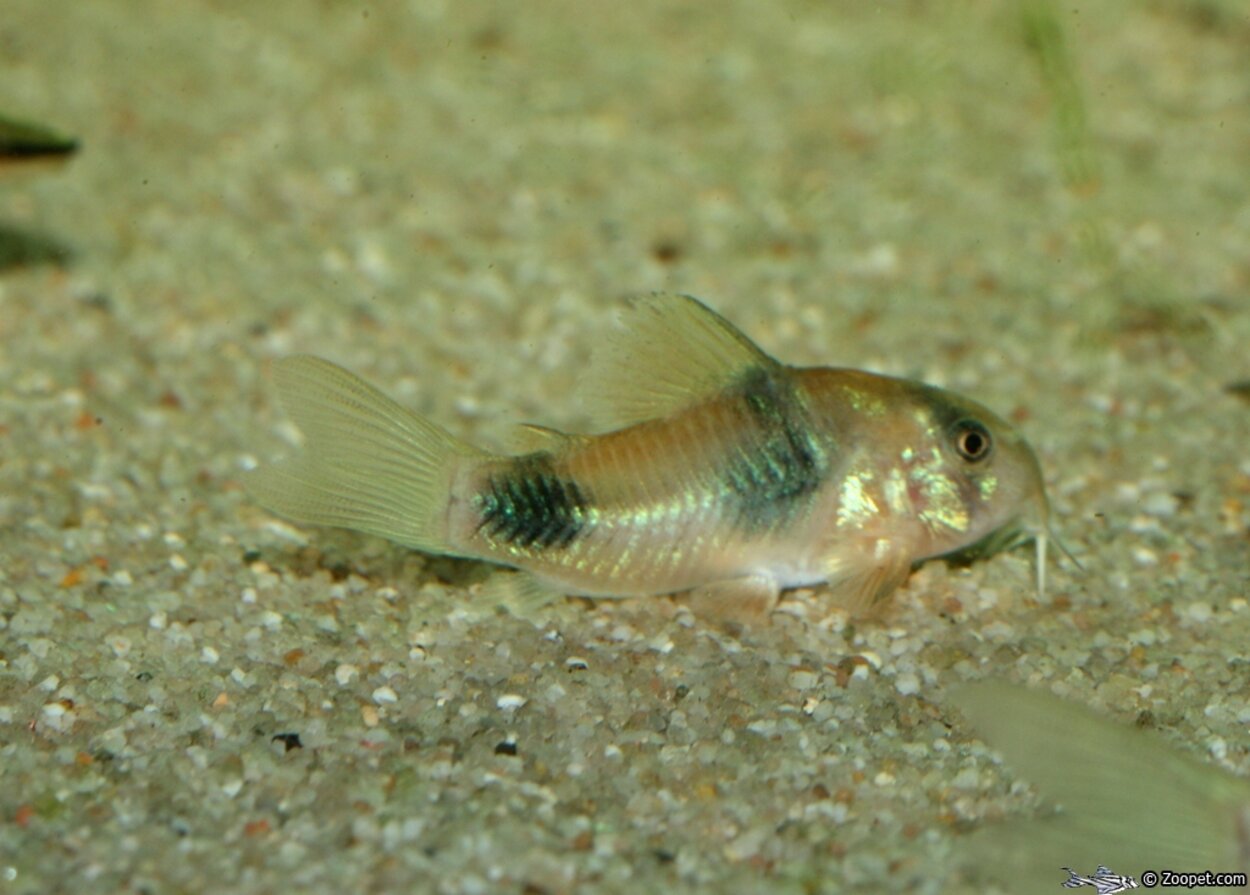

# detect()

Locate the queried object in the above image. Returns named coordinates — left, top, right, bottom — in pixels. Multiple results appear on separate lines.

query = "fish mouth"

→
left=941, top=520, right=1034, bottom=567
left=941, top=514, right=1066, bottom=597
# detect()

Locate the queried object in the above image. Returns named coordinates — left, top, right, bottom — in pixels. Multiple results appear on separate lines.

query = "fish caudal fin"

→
left=248, top=355, right=486, bottom=554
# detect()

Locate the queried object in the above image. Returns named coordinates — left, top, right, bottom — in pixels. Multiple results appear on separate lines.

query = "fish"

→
left=1062, top=865, right=1139, bottom=893
left=248, top=294, right=1052, bottom=620
left=0, top=112, right=78, bottom=173
left=949, top=682, right=1250, bottom=894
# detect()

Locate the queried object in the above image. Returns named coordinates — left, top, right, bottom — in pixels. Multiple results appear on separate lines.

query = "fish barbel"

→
left=249, top=294, right=1051, bottom=619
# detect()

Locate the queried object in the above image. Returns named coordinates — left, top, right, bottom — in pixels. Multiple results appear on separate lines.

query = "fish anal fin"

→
left=578, top=293, right=779, bottom=431
left=476, top=570, right=564, bottom=622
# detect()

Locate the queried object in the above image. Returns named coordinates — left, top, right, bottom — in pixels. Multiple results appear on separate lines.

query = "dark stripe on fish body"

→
left=475, top=453, right=589, bottom=549
left=724, top=366, right=825, bottom=530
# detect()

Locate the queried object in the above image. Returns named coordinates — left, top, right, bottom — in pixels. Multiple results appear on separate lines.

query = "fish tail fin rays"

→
left=577, top=293, right=780, bottom=432
left=247, top=355, right=487, bottom=554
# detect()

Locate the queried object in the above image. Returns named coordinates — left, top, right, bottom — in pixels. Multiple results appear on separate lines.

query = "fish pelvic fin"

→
left=578, top=293, right=780, bottom=431
left=248, top=355, right=488, bottom=554
left=825, top=550, right=913, bottom=616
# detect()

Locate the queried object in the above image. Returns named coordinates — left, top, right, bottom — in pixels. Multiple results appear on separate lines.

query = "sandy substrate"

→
left=3, top=2, right=1249, bottom=892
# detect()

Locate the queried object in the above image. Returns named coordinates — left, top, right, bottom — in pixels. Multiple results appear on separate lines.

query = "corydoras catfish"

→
left=249, top=294, right=1051, bottom=619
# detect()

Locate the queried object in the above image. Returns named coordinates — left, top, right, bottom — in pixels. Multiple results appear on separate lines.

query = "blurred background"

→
left=3, top=2, right=1248, bottom=893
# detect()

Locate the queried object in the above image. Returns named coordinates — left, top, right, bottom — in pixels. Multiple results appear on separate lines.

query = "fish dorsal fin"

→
left=578, top=293, right=779, bottom=431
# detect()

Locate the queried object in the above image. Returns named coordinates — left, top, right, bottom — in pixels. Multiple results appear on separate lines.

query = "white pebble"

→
left=789, top=670, right=819, bottom=690
left=259, top=611, right=283, bottom=630
left=1183, top=602, right=1214, bottom=624
left=857, top=651, right=882, bottom=670
left=894, top=673, right=920, bottom=696
left=1131, top=546, right=1159, bottom=567
left=649, top=636, right=674, bottom=654
left=372, top=686, right=398, bottom=705
left=496, top=694, right=527, bottom=711
left=1142, top=492, right=1179, bottom=517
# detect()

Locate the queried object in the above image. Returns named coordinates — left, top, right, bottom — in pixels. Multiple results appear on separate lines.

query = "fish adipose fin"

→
left=507, top=422, right=582, bottom=453
left=579, top=293, right=780, bottom=431
left=247, top=355, right=486, bottom=553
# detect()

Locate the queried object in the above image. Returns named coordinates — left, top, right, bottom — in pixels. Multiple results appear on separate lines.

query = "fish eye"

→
left=952, top=420, right=992, bottom=463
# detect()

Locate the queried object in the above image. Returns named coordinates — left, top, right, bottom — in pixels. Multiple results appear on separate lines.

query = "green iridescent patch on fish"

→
left=721, top=365, right=826, bottom=532
left=914, top=466, right=971, bottom=534
left=842, top=386, right=888, bottom=416
left=475, top=452, right=591, bottom=551
left=836, top=467, right=880, bottom=528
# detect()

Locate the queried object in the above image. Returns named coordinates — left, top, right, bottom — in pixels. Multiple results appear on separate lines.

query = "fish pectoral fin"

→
left=680, top=574, right=781, bottom=628
left=577, top=293, right=781, bottom=431
left=824, top=553, right=912, bottom=616
left=475, top=571, right=564, bottom=622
